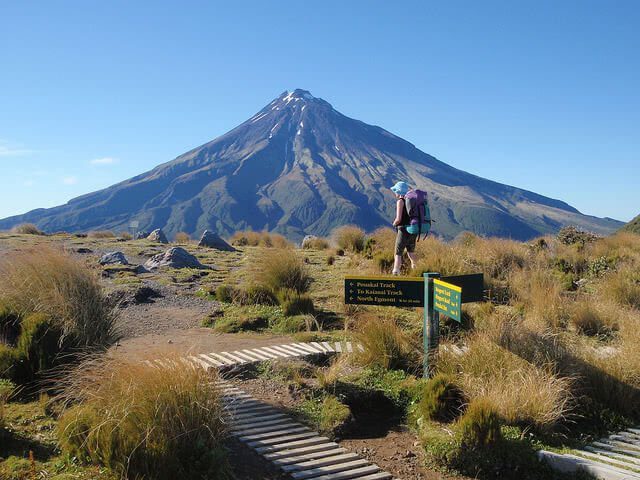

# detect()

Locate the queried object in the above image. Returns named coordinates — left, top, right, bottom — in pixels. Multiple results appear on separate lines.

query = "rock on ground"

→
left=198, top=230, right=236, bottom=251
left=99, top=251, right=129, bottom=265
left=146, top=229, right=168, bottom=244
left=135, top=230, right=150, bottom=239
left=144, top=247, right=207, bottom=270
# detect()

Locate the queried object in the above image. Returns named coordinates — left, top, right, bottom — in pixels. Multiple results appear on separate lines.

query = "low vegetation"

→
left=302, top=236, right=330, bottom=250
left=230, top=230, right=291, bottom=248
left=1, top=224, right=638, bottom=479
left=174, top=231, right=191, bottom=243
left=87, top=230, right=116, bottom=239
left=57, top=355, right=230, bottom=480
left=11, top=223, right=44, bottom=235
left=333, top=225, right=366, bottom=253
left=0, top=247, right=116, bottom=385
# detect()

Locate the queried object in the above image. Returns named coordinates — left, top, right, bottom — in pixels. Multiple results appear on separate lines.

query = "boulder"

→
left=99, top=251, right=129, bottom=265
left=135, top=230, right=150, bottom=240
left=198, top=230, right=236, bottom=251
left=301, top=235, right=318, bottom=248
left=144, top=247, right=208, bottom=270
left=146, top=229, right=168, bottom=244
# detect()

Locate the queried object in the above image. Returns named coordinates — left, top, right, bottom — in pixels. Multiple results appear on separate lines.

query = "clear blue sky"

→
left=1, top=0, right=638, bottom=221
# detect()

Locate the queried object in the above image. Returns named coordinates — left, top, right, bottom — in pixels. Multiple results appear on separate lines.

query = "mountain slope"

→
left=620, top=214, right=640, bottom=234
left=0, top=89, right=623, bottom=240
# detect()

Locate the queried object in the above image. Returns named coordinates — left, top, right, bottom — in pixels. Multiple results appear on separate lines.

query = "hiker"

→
left=390, top=181, right=432, bottom=275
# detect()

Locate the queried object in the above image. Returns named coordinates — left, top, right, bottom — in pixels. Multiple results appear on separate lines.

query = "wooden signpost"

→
left=344, top=271, right=484, bottom=377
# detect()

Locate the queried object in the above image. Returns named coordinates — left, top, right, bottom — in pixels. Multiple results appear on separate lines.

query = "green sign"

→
left=433, top=279, right=462, bottom=322
left=344, top=275, right=424, bottom=307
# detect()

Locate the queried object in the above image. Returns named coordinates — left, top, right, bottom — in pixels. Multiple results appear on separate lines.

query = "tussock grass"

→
left=332, top=225, right=365, bottom=253
left=302, top=236, right=330, bottom=250
left=509, top=267, right=569, bottom=329
left=87, top=230, right=115, bottom=239
left=439, top=334, right=572, bottom=431
left=56, top=354, right=230, bottom=480
left=354, top=315, right=420, bottom=372
left=255, top=249, right=312, bottom=294
left=230, top=230, right=292, bottom=248
left=416, top=373, right=464, bottom=422
left=0, top=247, right=117, bottom=348
left=599, top=265, right=640, bottom=309
left=11, top=223, right=44, bottom=235
left=279, top=289, right=315, bottom=316
left=457, top=397, right=503, bottom=448
left=569, top=300, right=617, bottom=336
left=174, top=231, right=190, bottom=243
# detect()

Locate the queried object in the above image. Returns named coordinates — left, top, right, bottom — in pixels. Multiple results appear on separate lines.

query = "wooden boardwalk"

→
left=145, top=341, right=362, bottom=370
left=221, top=381, right=394, bottom=480
left=539, top=427, right=640, bottom=479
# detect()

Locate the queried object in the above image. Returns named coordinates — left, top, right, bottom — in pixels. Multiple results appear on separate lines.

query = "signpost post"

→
left=129, top=220, right=139, bottom=239
left=344, top=271, right=483, bottom=378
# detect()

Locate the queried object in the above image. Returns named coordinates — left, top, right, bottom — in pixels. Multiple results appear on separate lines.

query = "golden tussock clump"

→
left=56, top=353, right=230, bottom=480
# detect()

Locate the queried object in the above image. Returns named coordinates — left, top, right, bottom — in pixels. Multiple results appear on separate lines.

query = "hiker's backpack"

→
left=404, top=189, right=432, bottom=239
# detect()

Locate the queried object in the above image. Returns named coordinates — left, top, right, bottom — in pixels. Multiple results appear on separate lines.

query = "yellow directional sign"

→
left=433, top=279, right=462, bottom=322
left=344, top=275, right=424, bottom=307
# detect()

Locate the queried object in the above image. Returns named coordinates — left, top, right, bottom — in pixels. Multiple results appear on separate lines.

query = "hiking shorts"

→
left=395, top=228, right=417, bottom=255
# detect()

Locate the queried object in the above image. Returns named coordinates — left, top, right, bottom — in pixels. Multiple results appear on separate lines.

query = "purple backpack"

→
left=404, top=189, right=432, bottom=239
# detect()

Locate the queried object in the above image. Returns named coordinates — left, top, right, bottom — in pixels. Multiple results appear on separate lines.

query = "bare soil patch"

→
left=225, top=376, right=470, bottom=480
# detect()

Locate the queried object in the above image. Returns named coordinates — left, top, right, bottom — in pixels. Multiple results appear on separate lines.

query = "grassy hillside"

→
left=1, top=226, right=639, bottom=479
left=621, top=213, right=640, bottom=234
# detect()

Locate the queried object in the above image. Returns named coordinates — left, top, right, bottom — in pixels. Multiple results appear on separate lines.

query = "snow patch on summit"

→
left=282, top=90, right=316, bottom=105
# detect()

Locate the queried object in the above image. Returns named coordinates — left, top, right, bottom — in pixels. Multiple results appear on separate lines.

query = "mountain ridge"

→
left=0, top=89, right=623, bottom=240
left=620, top=214, right=640, bottom=234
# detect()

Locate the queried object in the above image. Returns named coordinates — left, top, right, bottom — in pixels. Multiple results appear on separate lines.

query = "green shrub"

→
left=0, top=345, right=19, bottom=380
left=363, top=237, right=377, bottom=258
left=0, top=302, right=21, bottom=346
left=0, top=379, right=15, bottom=428
left=211, top=305, right=281, bottom=333
left=332, top=225, right=366, bottom=253
left=11, top=223, right=44, bottom=235
left=15, top=313, right=62, bottom=382
left=279, top=290, right=315, bottom=316
left=373, top=252, right=394, bottom=273
left=335, top=248, right=345, bottom=256
left=417, top=373, right=464, bottom=422
left=245, top=284, right=279, bottom=306
left=319, top=396, right=351, bottom=434
left=421, top=422, right=560, bottom=480
left=457, top=398, right=502, bottom=449
left=271, top=315, right=309, bottom=334
left=352, top=367, right=421, bottom=411
left=215, top=284, right=236, bottom=303
left=57, top=356, right=230, bottom=480
left=299, top=395, right=351, bottom=435
left=557, top=226, right=598, bottom=246
left=326, top=255, right=335, bottom=266
left=256, top=251, right=312, bottom=294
